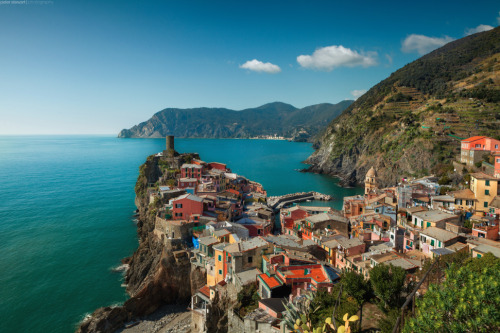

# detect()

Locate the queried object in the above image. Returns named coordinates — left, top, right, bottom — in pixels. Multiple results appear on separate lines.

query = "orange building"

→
left=460, top=136, right=500, bottom=167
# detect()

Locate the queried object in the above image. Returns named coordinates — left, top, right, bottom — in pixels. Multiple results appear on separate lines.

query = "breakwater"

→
left=267, top=191, right=332, bottom=210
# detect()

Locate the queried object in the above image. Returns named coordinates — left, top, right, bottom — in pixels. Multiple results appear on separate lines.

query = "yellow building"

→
left=365, top=167, right=378, bottom=195
left=213, top=243, right=227, bottom=285
left=470, top=172, right=498, bottom=215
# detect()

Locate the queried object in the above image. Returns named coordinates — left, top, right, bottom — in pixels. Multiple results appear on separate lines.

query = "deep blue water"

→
left=0, top=136, right=362, bottom=332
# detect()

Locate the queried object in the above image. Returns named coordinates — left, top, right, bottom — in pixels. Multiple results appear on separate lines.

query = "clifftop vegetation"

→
left=118, top=101, right=353, bottom=142
left=307, top=27, right=500, bottom=186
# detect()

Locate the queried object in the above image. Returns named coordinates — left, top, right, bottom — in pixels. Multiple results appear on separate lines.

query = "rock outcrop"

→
left=77, top=155, right=204, bottom=333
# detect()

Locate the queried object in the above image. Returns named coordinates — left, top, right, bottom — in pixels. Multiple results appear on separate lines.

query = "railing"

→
left=392, top=258, right=440, bottom=333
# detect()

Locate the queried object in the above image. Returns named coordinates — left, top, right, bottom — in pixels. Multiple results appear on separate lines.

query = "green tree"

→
left=341, top=271, right=372, bottom=330
left=369, top=264, right=406, bottom=310
left=403, top=253, right=500, bottom=332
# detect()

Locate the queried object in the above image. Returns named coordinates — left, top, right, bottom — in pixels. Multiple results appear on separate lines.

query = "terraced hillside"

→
left=306, top=27, right=500, bottom=187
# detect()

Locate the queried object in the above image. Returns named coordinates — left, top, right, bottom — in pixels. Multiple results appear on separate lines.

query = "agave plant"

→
left=283, top=292, right=358, bottom=333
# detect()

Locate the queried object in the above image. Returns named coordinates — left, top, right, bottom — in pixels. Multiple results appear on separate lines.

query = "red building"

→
left=208, top=162, right=227, bottom=171
left=178, top=178, right=198, bottom=191
left=172, top=194, right=204, bottom=220
left=181, top=164, right=204, bottom=179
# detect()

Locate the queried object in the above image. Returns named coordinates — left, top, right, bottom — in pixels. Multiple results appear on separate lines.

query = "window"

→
left=484, top=202, right=488, bottom=208
left=485, top=180, right=490, bottom=186
left=218, top=255, right=222, bottom=261
left=485, top=190, right=490, bottom=195
left=430, top=239, right=435, bottom=246
left=248, top=256, right=253, bottom=263
left=218, top=269, right=222, bottom=275
left=426, top=222, right=431, bottom=228
left=175, top=203, right=183, bottom=208
left=495, top=144, right=498, bottom=149
left=477, top=253, right=482, bottom=258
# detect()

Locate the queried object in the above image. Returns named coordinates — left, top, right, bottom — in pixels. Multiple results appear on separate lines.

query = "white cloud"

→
left=385, top=54, right=393, bottom=66
left=351, top=89, right=367, bottom=100
left=296, top=45, right=378, bottom=71
left=466, top=24, right=494, bottom=36
left=401, top=34, right=455, bottom=55
left=239, top=59, right=281, bottom=74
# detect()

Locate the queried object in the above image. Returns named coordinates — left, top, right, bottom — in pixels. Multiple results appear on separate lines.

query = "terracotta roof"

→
left=278, top=264, right=330, bottom=283
left=198, top=285, right=210, bottom=298
left=258, top=274, right=281, bottom=289
left=462, top=136, right=486, bottom=142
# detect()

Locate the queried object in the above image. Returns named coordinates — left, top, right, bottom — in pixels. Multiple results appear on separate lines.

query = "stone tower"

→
left=365, top=166, right=378, bottom=195
left=166, top=135, right=175, bottom=157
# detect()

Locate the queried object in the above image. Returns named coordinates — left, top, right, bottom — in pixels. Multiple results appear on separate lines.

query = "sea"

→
left=0, top=136, right=363, bottom=333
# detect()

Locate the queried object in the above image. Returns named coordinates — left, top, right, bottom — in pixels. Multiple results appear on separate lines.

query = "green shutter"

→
left=431, top=239, right=435, bottom=246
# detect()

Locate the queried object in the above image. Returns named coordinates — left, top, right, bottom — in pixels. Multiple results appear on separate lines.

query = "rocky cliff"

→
left=306, top=27, right=500, bottom=187
left=118, top=101, right=353, bottom=142
left=77, top=155, right=205, bottom=333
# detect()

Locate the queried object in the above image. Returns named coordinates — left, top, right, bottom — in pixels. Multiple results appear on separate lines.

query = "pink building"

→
left=460, top=136, right=500, bottom=167
left=180, top=163, right=204, bottom=179
left=172, top=194, right=204, bottom=220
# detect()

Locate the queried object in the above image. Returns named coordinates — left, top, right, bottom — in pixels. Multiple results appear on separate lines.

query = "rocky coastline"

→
left=77, top=155, right=205, bottom=333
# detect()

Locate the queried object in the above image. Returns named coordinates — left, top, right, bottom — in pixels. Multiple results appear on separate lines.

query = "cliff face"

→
left=306, top=27, right=500, bottom=187
left=118, top=101, right=353, bottom=142
left=77, top=156, right=204, bottom=333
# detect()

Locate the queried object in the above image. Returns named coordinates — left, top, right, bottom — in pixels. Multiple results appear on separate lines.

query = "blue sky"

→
left=0, top=0, right=499, bottom=134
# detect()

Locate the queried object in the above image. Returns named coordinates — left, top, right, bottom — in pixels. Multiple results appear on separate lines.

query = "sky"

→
left=0, top=0, right=499, bottom=134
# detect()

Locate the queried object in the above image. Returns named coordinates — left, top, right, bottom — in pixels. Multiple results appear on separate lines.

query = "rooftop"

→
left=413, top=210, right=458, bottom=222
left=258, top=273, right=282, bottom=289
left=472, top=244, right=500, bottom=258
left=198, top=285, right=210, bottom=299
left=173, top=193, right=204, bottom=203
left=278, top=264, right=331, bottom=283
left=181, top=163, right=203, bottom=169
left=198, top=236, right=220, bottom=246
left=306, top=212, right=348, bottom=224
left=449, top=189, right=476, bottom=200
left=490, top=196, right=500, bottom=209
left=421, top=227, right=459, bottom=242
left=244, top=308, right=278, bottom=324
left=470, top=172, right=498, bottom=181
left=259, top=298, right=287, bottom=314
left=235, top=268, right=261, bottom=286
left=213, top=229, right=231, bottom=237
left=462, top=136, right=486, bottom=142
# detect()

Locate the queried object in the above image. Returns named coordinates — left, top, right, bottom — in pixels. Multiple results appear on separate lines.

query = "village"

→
left=146, top=135, right=500, bottom=333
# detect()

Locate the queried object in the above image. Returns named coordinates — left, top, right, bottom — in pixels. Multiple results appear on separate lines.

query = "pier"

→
left=267, top=191, right=332, bottom=210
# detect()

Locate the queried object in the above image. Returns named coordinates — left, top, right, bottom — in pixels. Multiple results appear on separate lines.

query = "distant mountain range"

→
left=118, top=101, right=353, bottom=142
left=306, top=27, right=500, bottom=187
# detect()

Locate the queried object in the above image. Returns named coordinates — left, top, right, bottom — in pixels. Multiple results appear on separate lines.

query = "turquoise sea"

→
left=0, top=136, right=362, bottom=333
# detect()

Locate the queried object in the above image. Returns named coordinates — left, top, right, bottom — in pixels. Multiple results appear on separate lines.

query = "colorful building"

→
left=470, top=172, right=498, bottom=215
left=181, top=163, right=204, bottom=179
left=171, top=193, right=204, bottom=220
left=460, top=136, right=500, bottom=167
